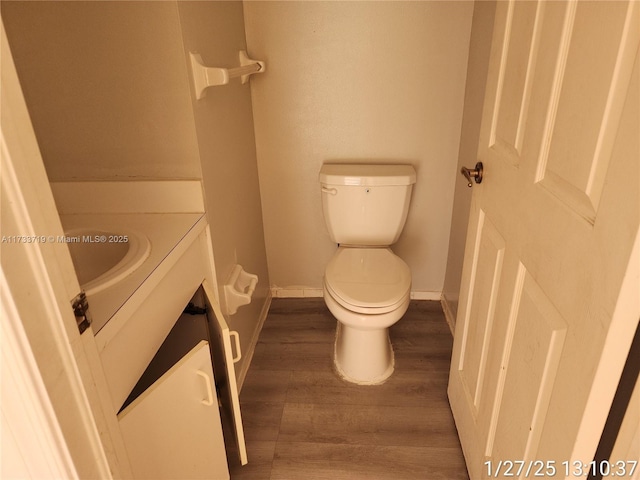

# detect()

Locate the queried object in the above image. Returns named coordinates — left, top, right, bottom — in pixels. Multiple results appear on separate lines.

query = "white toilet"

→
left=319, top=164, right=416, bottom=384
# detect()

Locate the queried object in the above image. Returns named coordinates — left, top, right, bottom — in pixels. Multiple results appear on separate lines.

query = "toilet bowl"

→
left=324, top=247, right=411, bottom=384
left=319, top=164, right=416, bottom=384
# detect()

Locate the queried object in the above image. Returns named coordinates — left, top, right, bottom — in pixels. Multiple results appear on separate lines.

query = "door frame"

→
left=1, top=17, right=119, bottom=478
left=571, top=228, right=640, bottom=462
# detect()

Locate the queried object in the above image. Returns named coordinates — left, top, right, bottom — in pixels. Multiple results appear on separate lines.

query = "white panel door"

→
left=448, top=1, right=639, bottom=479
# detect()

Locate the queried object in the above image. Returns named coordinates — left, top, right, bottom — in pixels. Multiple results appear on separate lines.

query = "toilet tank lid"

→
left=319, top=164, right=416, bottom=186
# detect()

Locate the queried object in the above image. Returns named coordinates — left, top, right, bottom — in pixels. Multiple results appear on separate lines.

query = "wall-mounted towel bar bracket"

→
left=190, top=50, right=265, bottom=100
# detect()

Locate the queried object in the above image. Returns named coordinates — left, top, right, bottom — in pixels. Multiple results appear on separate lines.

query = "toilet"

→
left=319, top=164, right=416, bottom=384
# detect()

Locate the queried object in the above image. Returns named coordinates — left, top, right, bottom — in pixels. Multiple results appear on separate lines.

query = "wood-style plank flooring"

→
left=228, top=298, right=469, bottom=480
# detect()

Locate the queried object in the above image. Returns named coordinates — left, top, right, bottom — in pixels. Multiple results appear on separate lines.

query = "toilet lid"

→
left=325, top=248, right=411, bottom=310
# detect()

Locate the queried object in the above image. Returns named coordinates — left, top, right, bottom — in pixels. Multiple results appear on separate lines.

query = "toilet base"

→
left=333, top=323, right=395, bottom=385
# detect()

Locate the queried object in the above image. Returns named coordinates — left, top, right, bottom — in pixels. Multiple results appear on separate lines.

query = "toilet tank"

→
left=319, top=164, right=416, bottom=246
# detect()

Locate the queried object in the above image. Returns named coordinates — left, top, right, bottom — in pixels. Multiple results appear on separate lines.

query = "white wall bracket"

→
left=190, top=50, right=265, bottom=100
left=223, top=265, right=258, bottom=316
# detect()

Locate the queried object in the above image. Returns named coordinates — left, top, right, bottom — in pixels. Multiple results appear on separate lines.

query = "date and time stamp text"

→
left=485, top=460, right=637, bottom=478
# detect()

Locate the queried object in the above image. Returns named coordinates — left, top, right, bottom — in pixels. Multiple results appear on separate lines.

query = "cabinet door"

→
left=118, top=340, right=229, bottom=480
left=202, top=281, right=248, bottom=465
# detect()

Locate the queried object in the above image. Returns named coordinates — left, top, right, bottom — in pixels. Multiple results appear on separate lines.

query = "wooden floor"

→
left=228, top=298, right=469, bottom=480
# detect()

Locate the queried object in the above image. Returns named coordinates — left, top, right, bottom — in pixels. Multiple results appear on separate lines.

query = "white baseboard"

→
left=410, top=291, right=442, bottom=301
left=440, top=293, right=457, bottom=336
left=270, top=287, right=442, bottom=301
left=270, top=287, right=324, bottom=298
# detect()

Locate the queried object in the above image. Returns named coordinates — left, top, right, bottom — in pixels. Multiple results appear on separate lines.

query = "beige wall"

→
left=442, top=1, right=496, bottom=326
left=176, top=1, right=270, bottom=377
left=244, top=1, right=474, bottom=297
left=1, top=1, right=202, bottom=181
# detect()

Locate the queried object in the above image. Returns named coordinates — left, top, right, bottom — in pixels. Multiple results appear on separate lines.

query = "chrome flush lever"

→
left=461, top=162, right=483, bottom=187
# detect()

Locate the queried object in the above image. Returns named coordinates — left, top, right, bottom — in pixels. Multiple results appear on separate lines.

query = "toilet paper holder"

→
left=224, top=264, right=258, bottom=316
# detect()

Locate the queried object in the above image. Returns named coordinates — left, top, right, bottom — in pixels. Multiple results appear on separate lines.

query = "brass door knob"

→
left=461, top=162, right=483, bottom=187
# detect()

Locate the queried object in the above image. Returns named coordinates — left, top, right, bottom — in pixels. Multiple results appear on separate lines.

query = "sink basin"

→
left=65, top=227, right=151, bottom=296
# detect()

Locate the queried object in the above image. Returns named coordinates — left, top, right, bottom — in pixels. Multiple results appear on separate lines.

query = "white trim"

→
left=270, top=287, right=442, bottom=301
left=1, top=125, right=112, bottom=477
left=440, top=292, right=457, bottom=336
left=271, top=286, right=324, bottom=298
left=1, top=19, right=114, bottom=478
left=410, top=290, right=442, bottom=301
left=1, top=269, right=79, bottom=480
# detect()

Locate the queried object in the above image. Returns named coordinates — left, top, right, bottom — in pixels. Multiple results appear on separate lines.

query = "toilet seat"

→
left=324, top=247, right=411, bottom=314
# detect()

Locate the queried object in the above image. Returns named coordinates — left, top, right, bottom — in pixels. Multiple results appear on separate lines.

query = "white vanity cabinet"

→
left=117, top=310, right=230, bottom=480
left=73, top=211, right=249, bottom=479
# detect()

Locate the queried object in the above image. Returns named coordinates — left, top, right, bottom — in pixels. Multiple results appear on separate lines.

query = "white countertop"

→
left=59, top=213, right=205, bottom=333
